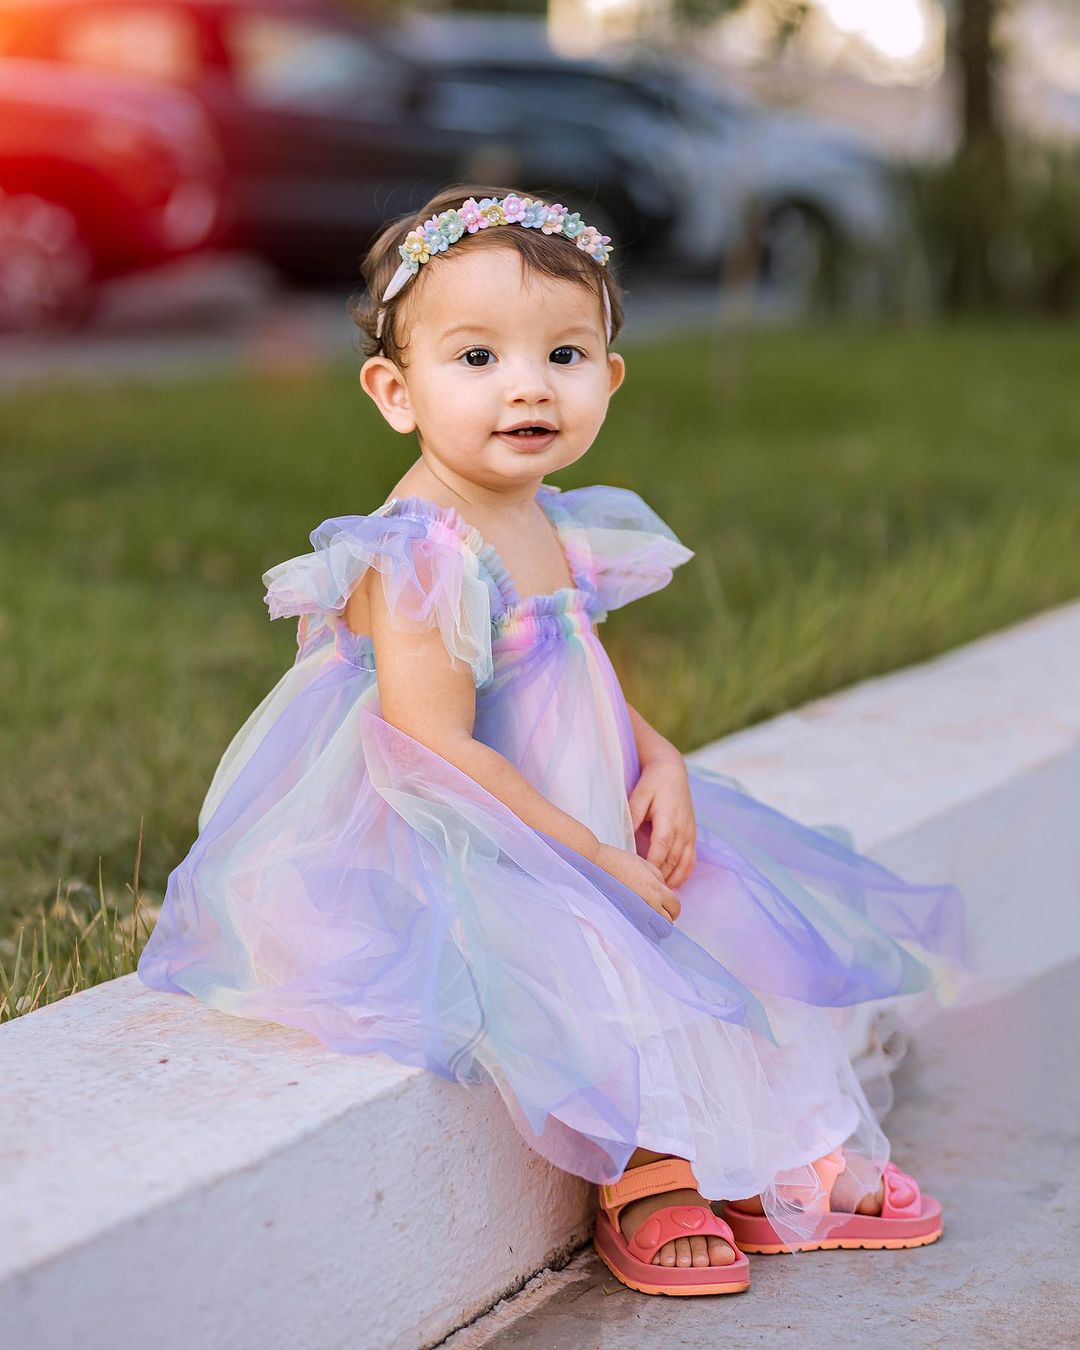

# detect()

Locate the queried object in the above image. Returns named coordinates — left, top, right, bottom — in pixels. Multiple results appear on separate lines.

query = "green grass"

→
left=3, top=319, right=1078, bottom=1016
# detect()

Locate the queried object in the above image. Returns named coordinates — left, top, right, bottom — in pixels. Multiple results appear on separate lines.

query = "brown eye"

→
left=463, top=348, right=494, bottom=367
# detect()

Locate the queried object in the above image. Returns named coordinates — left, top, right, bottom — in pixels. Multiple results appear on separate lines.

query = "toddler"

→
left=138, top=184, right=964, bottom=1295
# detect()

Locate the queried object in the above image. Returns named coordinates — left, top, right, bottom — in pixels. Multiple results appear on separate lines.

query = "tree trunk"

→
left=952, top=0, right=1004, bottom=153
left=945, top=0, right=1009, bottom=309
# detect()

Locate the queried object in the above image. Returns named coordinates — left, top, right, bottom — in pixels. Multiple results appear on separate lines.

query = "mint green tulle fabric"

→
left=139, top=482, right=965, bottom=1249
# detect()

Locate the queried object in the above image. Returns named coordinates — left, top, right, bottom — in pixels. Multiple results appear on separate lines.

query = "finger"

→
left=660, top=840, right=685, bottom=883
left=647, top=882, right=675, bottom=921
left=656, top=827, right=688, bottom=881
left=655, top=888, right=671, bottom=919
left=651, top=891, right=677, bottom=922
left=667, top=841, right=695, bottom=889
left=646, top=823, right=674, bottom=871
left=661, top=886, right=681, bottom=922
left=642, top=857, right=666, bottom=883
left=627, top=786, right=653, bottom=833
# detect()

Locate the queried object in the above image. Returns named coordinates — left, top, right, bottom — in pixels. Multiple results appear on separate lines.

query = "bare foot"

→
left=730, top=1158, right=887, bottom=1216
left=617, top=1187, right=738, bottom=1269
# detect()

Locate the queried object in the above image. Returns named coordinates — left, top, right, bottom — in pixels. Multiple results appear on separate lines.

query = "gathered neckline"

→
left=376, top=483, right=595, bottom=621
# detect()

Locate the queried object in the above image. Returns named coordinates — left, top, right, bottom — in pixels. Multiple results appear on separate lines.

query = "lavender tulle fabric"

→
left=137, top=482, right=965, bottom=1248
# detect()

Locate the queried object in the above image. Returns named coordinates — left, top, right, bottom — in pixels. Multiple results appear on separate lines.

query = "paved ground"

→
left=0, top=253, right=788, bottom=389
left=441, top=960, right=1080, bottom=1350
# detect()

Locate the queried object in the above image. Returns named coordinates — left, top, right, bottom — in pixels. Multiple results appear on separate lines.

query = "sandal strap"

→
left=599, top=1157, right=699, bottom=1224
left=626, top=1205, right=738, bottom=1265
left=880, top=1162, right=922, bottom=1219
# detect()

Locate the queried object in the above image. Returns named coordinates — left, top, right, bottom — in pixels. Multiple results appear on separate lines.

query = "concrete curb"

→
left=2, top=599, right=1077, bottom=1350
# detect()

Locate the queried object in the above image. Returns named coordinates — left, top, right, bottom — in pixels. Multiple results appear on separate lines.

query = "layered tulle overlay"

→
left=138, top=482, right=965, bottom=1248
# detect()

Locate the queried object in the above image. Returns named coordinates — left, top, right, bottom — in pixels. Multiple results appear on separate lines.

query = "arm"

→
left=626, top=701, right=683, bottom=768
left=625, top=701, right=697, bottom=889
left=367, top=571, right=680, bottom=918
left=370, top=572, right=596, bottom=858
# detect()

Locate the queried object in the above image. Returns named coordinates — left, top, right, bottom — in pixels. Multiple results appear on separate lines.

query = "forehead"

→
left=407, top=246, right=604, bottom=339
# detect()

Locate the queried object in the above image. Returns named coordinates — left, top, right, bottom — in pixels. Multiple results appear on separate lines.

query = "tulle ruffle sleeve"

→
left=549, top=484, right=695, bottom=611
left=262, top=505, right=494, bottom=687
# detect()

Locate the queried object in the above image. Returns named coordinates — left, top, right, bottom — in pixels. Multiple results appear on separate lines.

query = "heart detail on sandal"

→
left=668, top=1206, right=709, bottom=1231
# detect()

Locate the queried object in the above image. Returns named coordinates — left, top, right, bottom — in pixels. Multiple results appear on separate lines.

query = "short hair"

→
left=350, top=183, right=626, bottom=368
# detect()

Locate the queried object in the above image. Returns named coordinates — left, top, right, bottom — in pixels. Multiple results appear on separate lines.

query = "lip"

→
left=496, top=423, right=558, bottom=452
left=497, top=420, right=557, bottom=433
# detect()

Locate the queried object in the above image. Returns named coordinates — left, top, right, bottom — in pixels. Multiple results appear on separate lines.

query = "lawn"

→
left=2, top=319, right=1078, bottom=1014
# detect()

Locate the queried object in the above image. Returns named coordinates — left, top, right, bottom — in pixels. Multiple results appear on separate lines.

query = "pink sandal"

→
left=724, top=1150, right=943, bottom=1253
left=593, top=1157, right=751, bottom=1296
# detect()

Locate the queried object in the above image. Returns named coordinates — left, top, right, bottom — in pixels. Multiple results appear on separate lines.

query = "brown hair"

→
left=349, top=183, right=626, bottom=368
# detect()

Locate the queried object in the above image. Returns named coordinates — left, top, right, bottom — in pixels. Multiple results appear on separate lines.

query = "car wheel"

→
left=0, top=191, right=96, bottom=332
left=756, top=201, right=839, bottom=313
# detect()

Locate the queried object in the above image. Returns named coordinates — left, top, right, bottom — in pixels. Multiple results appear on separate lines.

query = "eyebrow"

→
left=439, top=322, right=600, bottom=341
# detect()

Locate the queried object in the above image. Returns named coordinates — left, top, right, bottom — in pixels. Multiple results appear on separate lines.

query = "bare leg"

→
left=613, top=1149, right=737, bottom=1269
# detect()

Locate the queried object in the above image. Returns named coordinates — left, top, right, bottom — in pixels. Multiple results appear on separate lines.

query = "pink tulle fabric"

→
left=138, top=482, right=965, bottom=1249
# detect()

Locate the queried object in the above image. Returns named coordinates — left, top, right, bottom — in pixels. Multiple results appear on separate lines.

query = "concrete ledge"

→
left=2, top=600, right=1077, bottom=1350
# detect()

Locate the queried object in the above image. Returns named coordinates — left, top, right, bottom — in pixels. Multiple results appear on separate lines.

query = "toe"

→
left=657, top=1240, right=677, bottom=1267
left=689, top=1236, right=710, bottom=1267
left=855, top=1178, right=885, bottom=1216
left=707, top=1235, right=736, bottom=1266
left=674, top=1237, right=693, bottom=1267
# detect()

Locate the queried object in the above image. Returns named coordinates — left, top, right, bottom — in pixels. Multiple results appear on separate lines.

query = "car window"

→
left=227, top=14, right=400, bottom=113
left=440, top=65, right=664, bottom=128
left=56, top=6, right=199, bottom=81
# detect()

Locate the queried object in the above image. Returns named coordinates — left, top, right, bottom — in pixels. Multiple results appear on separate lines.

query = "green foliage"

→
left=907, top=138, right=1080, bottom=315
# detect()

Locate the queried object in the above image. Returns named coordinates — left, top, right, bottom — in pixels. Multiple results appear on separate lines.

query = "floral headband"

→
left=374, top=193, right=614, bottom=343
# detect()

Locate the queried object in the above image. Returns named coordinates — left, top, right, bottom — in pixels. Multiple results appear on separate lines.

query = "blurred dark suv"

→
left=0, top=56, right=222, bottom=328
left=0, top=0, right=669, bottom=284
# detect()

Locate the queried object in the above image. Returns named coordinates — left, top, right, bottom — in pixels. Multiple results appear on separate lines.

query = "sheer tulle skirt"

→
left=139, top=637, right=964, bottom=1249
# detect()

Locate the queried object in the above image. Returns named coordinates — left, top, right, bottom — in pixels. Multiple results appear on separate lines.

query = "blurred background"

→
left=6, top=0, right=1080, bottom=346
left=2, top=0, right=1078, bottom=1013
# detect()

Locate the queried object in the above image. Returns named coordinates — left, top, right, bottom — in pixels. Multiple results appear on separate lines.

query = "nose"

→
left=504, top=355, right=555, bottom=408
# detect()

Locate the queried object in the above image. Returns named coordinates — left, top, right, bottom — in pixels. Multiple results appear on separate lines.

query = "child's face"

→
left=361, top=247, right=625, bottom=492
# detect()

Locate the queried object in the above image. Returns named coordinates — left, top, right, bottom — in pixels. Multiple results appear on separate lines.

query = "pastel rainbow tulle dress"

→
left=137, top=482, right=965, bottom=1247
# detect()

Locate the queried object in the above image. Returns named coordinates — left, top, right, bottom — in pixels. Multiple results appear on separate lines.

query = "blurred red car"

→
left=0, top=0, right=666, bottom=286
left=0, top=56, right=223, bottom=328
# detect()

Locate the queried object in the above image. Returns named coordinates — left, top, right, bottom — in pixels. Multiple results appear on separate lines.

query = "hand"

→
left=628, top=752, right=697, bottom=889
left=593, top=843, right=682, bottom=923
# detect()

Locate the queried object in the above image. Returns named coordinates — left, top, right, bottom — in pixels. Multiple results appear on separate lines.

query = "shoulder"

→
left=543, top=482, right=687, bottom=543
left=541, top=482, right=694, bottom=611
left=262, top=499, right=494, bottom=686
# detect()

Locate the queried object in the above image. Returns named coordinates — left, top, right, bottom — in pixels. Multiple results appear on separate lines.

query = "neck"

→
left=413, top=458, right=545, bottom=516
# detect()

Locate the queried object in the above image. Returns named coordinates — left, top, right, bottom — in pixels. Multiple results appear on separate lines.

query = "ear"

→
left=359, top=355, right=416, bottom=434
left=607, top=350, right=626, bottom=396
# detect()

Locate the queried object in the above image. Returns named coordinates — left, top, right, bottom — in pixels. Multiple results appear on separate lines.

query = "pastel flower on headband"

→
left=459, top=197, right=489, bottom=233
left=374, top=191, right=615, bottom=342
left=400, top=231, right=431, bottom=267
left=540, top=202, right=568, bottom=234
left=519, top=198, right=548, bottom=230
left=576, top=225, right=611, bottom=264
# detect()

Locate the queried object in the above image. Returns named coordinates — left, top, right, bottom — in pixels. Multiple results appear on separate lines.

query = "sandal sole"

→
left=594, top=1241, right=751, bottom=1295
left=739, top=1226, right=943, bottom=1254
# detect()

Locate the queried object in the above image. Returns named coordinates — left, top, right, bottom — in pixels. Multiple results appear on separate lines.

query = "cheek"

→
left=413, top=369, right=496, bottom=440
left=567, top=370, right=612, bottom=422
